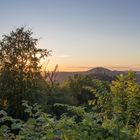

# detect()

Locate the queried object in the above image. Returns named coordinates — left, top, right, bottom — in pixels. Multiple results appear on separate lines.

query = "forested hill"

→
left=55, top=67, right=140, bottom=83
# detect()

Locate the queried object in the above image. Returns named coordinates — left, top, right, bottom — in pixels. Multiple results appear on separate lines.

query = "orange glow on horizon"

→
left=42, top=63, right=140, bottom=72
left=41, top=56, right=140, bottom=72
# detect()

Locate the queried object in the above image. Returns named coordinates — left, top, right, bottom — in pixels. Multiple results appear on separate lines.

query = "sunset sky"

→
left=0, top=0, right=140, bottom=71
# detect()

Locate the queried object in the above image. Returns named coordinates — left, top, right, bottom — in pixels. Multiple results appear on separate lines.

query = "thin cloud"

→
left=133, top=64, right=140, bottom=67
left=110, top=66, right=131, bottom=69
left=56, top=54, right=71, bottom=58
left=109, top=65, right=140, bottom=71
left=67, top=66, right=92, bottom=69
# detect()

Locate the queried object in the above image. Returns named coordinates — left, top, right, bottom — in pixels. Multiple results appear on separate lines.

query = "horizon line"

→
left=44, top=66, right=140, bottom=72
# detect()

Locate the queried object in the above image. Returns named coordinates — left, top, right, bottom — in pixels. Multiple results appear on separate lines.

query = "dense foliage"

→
left=0, top=27, right=50, bottom=118
left=0, top=28, right=140, bottom=139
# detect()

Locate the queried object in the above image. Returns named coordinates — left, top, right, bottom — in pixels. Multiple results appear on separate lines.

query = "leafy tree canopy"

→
left=0, top=27, right=50, bottom=118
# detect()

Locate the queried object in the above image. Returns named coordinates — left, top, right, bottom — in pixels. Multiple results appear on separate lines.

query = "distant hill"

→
left=85, top=67, right=116, bottom=76
left=54, top=67, right=140, bottom=83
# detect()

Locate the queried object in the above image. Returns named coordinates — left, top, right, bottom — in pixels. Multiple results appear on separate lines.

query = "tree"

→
left=0, top=27, right=50, bottom=118
left=111, top=72, right=140, bottom=127
left=45, top=64, right=59, bottom=95
left=64, top=74, right=96, bottom=106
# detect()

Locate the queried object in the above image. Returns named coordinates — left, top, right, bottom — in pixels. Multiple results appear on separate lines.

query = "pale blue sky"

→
left=0, top=0, right=140, bottom=71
